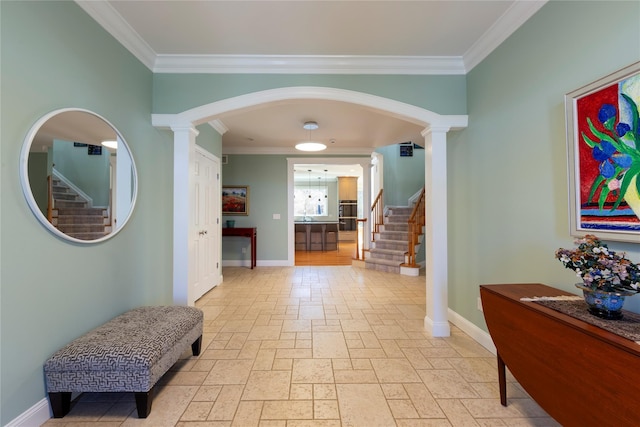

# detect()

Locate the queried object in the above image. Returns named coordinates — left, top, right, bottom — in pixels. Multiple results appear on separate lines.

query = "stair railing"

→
left=47, top=175, right=53, bottom=223
left=405, top=187, right=425, bottom=267
left=371, top=189, right=384, bottom=242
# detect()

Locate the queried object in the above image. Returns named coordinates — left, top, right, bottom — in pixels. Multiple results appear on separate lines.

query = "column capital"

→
left=421, top=124, right=451, bottom=137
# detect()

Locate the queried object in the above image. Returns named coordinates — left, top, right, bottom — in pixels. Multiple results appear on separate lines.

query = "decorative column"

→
left=361, top=160, right=372, bottom=252
left=423, top=124, right=451, bottom=337
left=171, top=124, right=199, bottom=306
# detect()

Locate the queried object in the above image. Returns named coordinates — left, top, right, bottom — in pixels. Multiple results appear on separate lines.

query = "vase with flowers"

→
left=556, top=234, right=640, bottom=319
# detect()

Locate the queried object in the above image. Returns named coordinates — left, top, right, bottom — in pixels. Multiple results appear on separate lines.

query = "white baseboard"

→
left=423, top=316, right=451, bottom=337
left=447, top=308, right=496, bottom=354
left=5, top=397, right=50, bottom=427
left=221, top=259, right=289, bottom=267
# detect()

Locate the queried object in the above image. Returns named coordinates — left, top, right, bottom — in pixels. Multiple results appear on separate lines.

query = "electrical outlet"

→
left=242, top=247, right=247, bottom=254
left=477, top=297, right=483, bottom=312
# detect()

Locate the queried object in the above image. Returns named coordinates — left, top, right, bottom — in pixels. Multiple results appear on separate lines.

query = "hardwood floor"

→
left=295, top=241, right=357, bottom=266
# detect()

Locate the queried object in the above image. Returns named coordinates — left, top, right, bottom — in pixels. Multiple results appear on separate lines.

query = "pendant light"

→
left=296, top=121, right=326, bottom=152
left=308, top=169, right=312, bottom=198
left=324, top=170, right=328, bottom=198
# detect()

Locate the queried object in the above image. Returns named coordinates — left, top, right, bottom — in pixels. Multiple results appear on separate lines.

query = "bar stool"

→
left=309, top=224, right=324, bottom=251
left=325, top=223, right=338, bottom=251
left=295, top=224, right=308, bottom=251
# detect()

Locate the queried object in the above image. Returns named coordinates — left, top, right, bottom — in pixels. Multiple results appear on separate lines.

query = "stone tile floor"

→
left=42, top=266, right=560, bottom=426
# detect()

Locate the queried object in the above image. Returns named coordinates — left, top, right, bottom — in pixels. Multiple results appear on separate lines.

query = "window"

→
left=294, top=188, right=327, bottom=217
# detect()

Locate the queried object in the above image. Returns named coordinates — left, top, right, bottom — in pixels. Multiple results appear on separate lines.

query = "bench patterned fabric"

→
left=44, top=306, right=203, bottom=393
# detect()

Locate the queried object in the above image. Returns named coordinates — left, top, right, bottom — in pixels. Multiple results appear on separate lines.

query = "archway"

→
left=152, top=86, right=468, bottom=337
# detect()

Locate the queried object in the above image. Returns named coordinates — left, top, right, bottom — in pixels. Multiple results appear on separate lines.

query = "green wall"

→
left=451, top=0, right=640, bottom=329
left=153, top=74, right=467, bottom=116
left=196, top=122, right=223, bottom=158
left=376, top=144, right=425, bottom=206
left=222, top=155, right=290, bottom=262
left=0, top=2, right=174, bottom=422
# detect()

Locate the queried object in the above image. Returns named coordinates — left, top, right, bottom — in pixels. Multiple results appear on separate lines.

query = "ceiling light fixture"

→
left=324, top=170, right=328, bottom=198
left=101, top=140, right=118, bottom=149
left=296, top=121, right=326, bottom=152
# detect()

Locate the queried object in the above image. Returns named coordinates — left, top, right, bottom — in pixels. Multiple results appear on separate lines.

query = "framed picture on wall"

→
left=222, top=185, right=249, bottom=215
left=564, top=61, right=640, bottom=243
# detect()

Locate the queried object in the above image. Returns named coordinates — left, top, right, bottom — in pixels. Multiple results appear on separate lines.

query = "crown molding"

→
left=153, top=55, right=466, bottom=75
left=77, top=0, right=546, bottom=75
left=75, top=1, right=157, bottom=70
left=464, top=0, right=547, bottom=72
left=208, top=119, right=228, bottom=135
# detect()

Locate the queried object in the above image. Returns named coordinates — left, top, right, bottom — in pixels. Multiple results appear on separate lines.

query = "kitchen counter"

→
left=294, top=222, right=339, bottom=251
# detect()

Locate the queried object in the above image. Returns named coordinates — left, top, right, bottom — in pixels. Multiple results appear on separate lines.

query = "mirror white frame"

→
left=19, top=108, right=138, bottom=244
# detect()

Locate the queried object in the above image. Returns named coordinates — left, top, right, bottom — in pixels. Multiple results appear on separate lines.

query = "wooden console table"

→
left=222, top=227, right=256, bottom=269
left=480, top=283, right=640, bottom=426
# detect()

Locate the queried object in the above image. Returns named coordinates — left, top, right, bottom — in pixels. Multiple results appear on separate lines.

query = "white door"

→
left=191, top=149, right=220, bottom=301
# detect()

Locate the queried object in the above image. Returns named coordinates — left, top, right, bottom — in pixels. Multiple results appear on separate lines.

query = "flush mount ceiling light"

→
left=303, top=121, right=319, bottom=130
left=296, top=121, right=326, bottom=152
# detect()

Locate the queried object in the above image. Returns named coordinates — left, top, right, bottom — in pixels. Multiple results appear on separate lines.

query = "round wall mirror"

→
left=19, top=108, right=138, bottom=243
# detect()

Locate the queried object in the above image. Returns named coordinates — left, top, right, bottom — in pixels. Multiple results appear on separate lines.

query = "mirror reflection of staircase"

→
left=50, top=177, right=110, bottom=240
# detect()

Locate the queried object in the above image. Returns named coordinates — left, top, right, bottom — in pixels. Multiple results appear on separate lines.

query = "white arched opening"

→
left=152, top=86, right=467, bottom=337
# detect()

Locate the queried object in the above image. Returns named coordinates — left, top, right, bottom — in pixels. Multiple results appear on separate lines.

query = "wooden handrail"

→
left=355, top=218, right=367, bottom=260
left=371, top=189, right=384, bottom=242
left=404, top=187, right=425, bottom=268
left=47, top=175, right=53, bottom=223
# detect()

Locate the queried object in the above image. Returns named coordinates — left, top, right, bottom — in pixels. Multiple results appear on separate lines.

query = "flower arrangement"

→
left=582, top=93, right=640, bottom=212
left=556, top=234, right=640, bottom=293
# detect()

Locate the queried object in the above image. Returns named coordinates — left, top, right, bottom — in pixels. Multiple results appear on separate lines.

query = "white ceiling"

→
left=76, top=0, right=546, bottom=167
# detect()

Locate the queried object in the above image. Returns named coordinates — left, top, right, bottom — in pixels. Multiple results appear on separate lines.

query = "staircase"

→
left=50, top=177, right=110, bottom=241
left=364, top=205, right=423, bottom=276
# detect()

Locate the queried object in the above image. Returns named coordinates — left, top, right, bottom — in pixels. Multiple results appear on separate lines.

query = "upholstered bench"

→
left=44, top=306, right=203, bottom=418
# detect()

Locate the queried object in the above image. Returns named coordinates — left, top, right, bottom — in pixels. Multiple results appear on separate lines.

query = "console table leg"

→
left=497, top=352, right=507, bottom=406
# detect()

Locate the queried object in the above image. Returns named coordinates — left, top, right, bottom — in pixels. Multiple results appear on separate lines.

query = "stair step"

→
left=55, top=200, right=89, bottom=208
left=52, top=192, right=79, bottom=201
left=378, top=231, right=409, bottom=240
left=386, top=215, right=410, bottom=223
left=369, top=247, right=406, bottom=262
left=58, top=224, right=108, bottom=233
left=382, top=223, right=408, bottom=232
left=57, top=215, right=106, bottom=225
left=365, top=258, right=402, bottom=274
left=373, top=240, right=408, bottom=251
left=57, top=207, right=106, bottom=216
left=65, top=231, right=109, bottom=241
left=387, top=206, right=413, bottom=215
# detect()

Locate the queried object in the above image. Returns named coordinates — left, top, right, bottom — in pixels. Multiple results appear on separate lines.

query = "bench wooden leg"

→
left=135, top=389, right=153, bottom=418
left=192, top=335, right=203, bottom=356
left=49, top=392, right=71, bottom=417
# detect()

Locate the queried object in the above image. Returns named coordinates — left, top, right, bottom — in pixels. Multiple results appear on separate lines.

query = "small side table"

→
left=222, top=227, right=256, bottom=269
